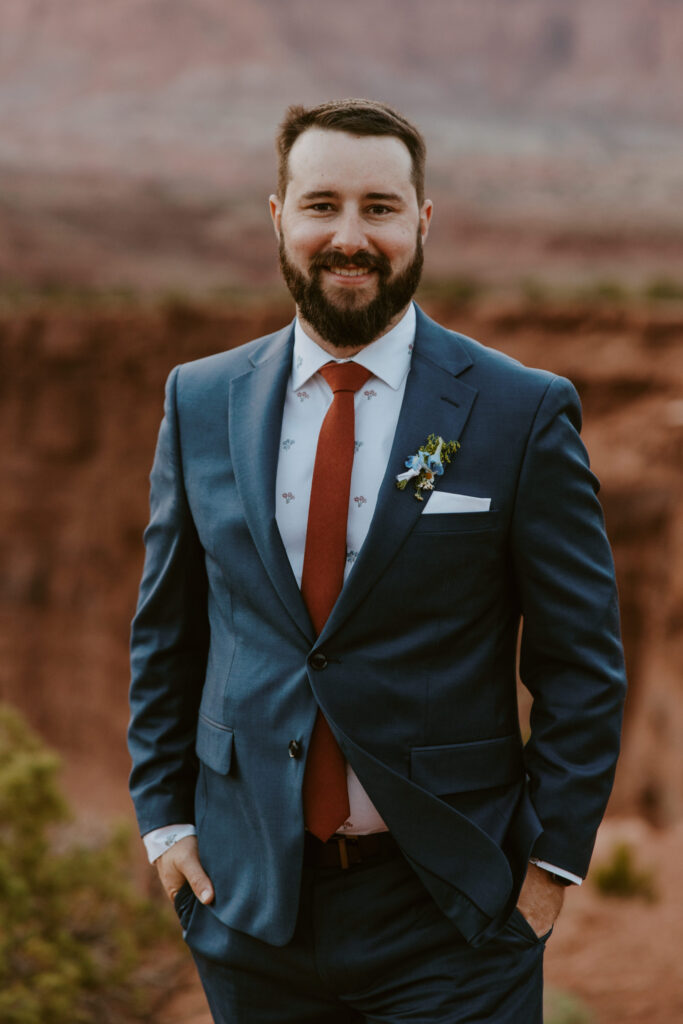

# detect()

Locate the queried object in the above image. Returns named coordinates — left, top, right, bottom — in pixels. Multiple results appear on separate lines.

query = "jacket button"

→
left=288, top=739, right=302, bottom=759
left=309, top=652, right=328, bottom=670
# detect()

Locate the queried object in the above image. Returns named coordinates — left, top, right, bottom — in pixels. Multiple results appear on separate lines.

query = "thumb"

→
left=186, top=856, right=215, bottom=905
left=158, top=836, right=215, bottom=905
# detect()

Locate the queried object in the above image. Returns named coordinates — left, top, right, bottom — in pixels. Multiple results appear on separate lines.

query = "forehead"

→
left=285, top=127, right=415, bottom=198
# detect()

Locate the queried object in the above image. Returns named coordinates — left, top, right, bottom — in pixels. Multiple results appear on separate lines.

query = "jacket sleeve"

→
left=511, top=375, right=627, bottom=878
left=128, top=366, right=209, bottom=835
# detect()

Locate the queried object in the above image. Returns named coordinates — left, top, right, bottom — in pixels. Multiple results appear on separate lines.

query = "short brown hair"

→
left=276, top=98, right=427, bottom=205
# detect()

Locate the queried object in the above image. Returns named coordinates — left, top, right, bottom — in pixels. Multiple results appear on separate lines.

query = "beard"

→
left=278, top=231, right=424, bottom=349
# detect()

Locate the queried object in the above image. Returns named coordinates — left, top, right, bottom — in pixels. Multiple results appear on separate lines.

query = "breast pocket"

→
left=411, top=509, right=501, bottom=535
left=400, top=510, right=504, bottom=609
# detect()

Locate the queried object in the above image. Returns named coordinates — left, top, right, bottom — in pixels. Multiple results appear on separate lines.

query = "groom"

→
left=129, top=99, right=626, bottom=1023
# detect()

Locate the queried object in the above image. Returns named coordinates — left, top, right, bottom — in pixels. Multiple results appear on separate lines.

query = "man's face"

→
left=270, top=128, right=432, bottom=351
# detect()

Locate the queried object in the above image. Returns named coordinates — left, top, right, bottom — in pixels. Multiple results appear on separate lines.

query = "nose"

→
left=330, top=208, right=369, bottom=256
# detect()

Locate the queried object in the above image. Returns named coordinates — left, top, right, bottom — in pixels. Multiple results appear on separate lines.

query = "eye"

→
left=367, top=204, right=393, bottom=216
left=307, top=202, right=335, bottom=212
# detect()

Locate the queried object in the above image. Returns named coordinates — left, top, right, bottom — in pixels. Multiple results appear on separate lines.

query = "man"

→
left=129, top=99, right=626, bottom=1023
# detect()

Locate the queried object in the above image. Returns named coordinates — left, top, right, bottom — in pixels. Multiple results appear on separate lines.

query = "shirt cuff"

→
left=143, top=824, right=197, bottom=864
left=530, top=858, right=583, bottom=886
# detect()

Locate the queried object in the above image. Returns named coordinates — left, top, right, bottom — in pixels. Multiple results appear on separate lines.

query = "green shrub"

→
left=544, top=987, right=595, bottom=1024
left=0, top=703, right=179, bottom=1024
left=520, top=277, right=551, bottom=305
left=417, top=275, right=484, bottom=307
left=578, top=279, right=628, bottom=304
left=592, top=841, right=658, bottom=902
left=643, top=276, right=683, bottom=303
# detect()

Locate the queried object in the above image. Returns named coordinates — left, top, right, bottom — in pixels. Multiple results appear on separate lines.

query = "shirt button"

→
left=288, top=740, right=302, bottom=759
left=309, top=652, right=328, bottom=670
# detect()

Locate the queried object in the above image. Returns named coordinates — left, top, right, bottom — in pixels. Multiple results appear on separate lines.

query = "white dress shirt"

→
left=143, top=302, right=581, bottom=884
left=274, top=303, right=417, bottom=835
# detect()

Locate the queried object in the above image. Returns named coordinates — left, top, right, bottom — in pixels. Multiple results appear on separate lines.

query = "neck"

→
left=296, top=303, right=411, bottom=358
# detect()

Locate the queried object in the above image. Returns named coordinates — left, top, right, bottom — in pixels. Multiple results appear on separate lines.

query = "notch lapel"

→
left=229, top=326, right=313, bottom=642
left=319, top=311, right=478, bottom=641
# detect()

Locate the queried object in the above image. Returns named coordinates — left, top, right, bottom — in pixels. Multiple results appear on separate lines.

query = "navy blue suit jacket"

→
left=128, top=306, right=626, bottom=947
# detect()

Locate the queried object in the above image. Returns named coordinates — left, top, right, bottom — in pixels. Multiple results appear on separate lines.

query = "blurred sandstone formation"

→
left=2, top=0, right=683, bottom=293
left=1, top=0, right=681, bottom=840
left=1, top=293, right=681, bottom=828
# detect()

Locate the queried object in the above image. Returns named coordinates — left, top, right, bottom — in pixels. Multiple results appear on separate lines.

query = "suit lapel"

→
left=320, top=309, right=478, bottom=641
left=228, top=309, right=478, bottom=646
left=229, top=325, right=314, bottom=642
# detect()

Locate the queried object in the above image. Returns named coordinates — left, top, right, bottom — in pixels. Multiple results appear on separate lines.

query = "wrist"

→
left=547, top=871, right=573, bottom=888
left=143, top=823, right=197, bottom=863
left=529, top=857, right=581, bottom=887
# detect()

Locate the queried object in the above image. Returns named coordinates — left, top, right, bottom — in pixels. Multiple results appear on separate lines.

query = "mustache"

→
left=308, top=249, right=391, bottom=275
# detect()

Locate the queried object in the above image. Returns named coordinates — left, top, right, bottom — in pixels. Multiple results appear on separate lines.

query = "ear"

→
left=419, top=199, right=433, bottom=243
left=269, top=194, right=282, bottom=239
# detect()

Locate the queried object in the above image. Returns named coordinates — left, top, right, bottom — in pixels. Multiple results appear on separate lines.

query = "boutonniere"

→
left=395, top=434, right=460, bottom=500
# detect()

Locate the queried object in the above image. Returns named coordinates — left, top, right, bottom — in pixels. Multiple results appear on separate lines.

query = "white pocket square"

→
left=423, top=492, right=491, bottom=514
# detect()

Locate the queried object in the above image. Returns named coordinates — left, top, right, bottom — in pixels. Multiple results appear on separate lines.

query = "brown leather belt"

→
left=303, top=831, right=400, bottom=869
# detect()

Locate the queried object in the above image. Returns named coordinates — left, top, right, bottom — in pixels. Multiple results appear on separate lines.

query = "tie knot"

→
left=319, top=360, right=372, bottom=394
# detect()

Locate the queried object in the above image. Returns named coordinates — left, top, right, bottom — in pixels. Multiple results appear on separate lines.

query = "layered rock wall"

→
left=1, top=297, right=681, bottom=821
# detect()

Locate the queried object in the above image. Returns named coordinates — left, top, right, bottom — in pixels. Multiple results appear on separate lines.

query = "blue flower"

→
left=396, top=435, right=460, bottom=500
left=425, top=438, right=445, bottom=475
left=403, top=452, right=428, bottom=473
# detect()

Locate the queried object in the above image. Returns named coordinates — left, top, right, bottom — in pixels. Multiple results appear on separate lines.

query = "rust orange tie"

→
left=301, top=360, right=372, bottom=841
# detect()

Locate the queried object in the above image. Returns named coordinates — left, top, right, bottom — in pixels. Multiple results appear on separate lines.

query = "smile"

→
left=325, top=266, right=375, bottom=279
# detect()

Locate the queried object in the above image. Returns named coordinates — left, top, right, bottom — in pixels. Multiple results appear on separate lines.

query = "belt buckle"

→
left=336, top=835, right=350, bottom=869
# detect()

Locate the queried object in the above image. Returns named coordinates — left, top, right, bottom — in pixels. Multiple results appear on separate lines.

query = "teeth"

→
left=331, top=267, right=369, bottom=277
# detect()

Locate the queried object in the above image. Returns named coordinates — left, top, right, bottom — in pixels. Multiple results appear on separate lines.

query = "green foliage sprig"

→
left=0, top=704, right=179, bottom=1024
left=592, top=841, right=658, bottom=902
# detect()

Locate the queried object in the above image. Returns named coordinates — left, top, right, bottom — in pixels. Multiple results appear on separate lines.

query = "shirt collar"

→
left=291, top=302, right=416, bottom=392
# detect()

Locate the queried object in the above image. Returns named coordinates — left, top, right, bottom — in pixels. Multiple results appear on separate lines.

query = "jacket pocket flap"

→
left=410, top=735, right=523, bottom=795
left=195, top=714, right=234, bottom=775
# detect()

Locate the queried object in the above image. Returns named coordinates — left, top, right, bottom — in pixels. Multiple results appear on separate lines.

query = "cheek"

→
left=381, top=225, right=420, bottom=262
left=282, top=219, right=329, bottom=255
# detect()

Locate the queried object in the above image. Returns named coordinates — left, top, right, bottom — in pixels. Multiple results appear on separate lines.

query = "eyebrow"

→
left=300, top=190, right=338, bottom=200
left=300, top=190, right=405, bottom=203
